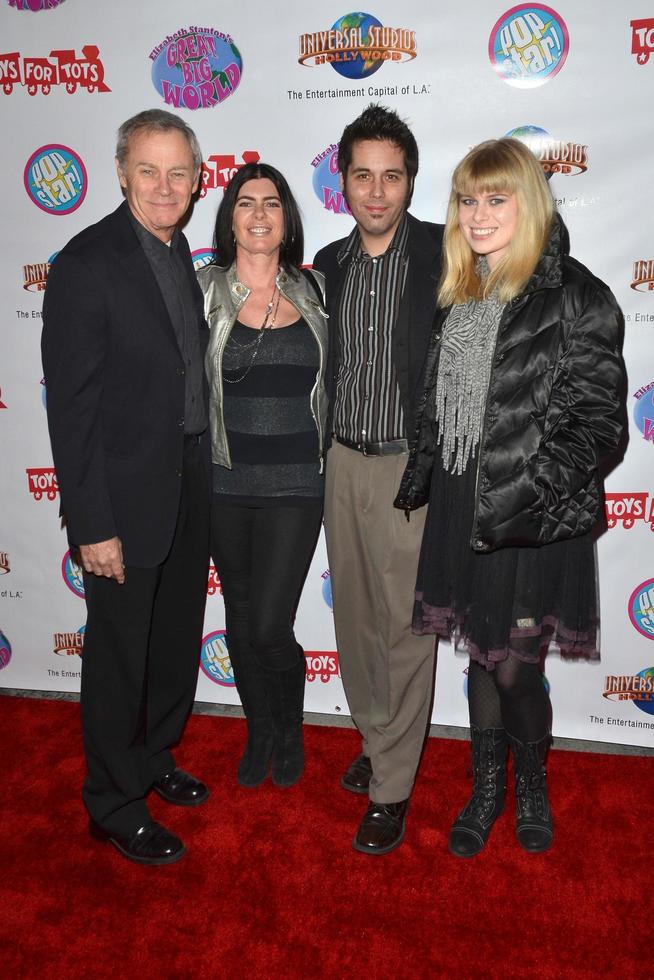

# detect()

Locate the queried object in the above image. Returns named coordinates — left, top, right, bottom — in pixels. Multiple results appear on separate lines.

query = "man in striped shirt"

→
left=314, top=105, right=443, bottom=855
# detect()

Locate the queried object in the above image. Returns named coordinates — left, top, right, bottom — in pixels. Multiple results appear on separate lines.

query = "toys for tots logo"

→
left=299, top=12, right=416, bottom=78
left=506, top=125, right=587, bottom=176
left=305, top=651, right=339, bottom=683
left=489, top=5, right=569, bottom=87
left=312, top=144, right=351, bottom=215
left=605, top=493, right=654, bottom=531
left=26, top=467, right=58, bottom=500
left=150, top=27, right=242, bottom=110
left=0, top=46, right=109, bottom=95
left=631, top=19, right=654, bottom=64
left=200, top=150, right=260, bottom=198
left=24, top=145, right=87, bottom=215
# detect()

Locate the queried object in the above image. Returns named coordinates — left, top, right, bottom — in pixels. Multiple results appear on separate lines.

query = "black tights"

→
left=467, top=647, right=551, bottom=743
left=210, top=498, right=323, bottom=671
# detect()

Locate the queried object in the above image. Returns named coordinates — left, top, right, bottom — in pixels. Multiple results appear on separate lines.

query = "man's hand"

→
left=79, top=537, right=125, bottom=584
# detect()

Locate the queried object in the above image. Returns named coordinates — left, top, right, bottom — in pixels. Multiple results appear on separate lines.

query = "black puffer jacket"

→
left=395, top=217, right=627, bottom=552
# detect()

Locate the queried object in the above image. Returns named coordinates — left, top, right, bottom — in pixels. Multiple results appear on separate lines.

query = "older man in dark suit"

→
left=42, top=109, right=211, bottom=865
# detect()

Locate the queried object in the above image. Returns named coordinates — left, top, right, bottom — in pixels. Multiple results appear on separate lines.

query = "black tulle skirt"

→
left=413, top=447, right=600, bottom=670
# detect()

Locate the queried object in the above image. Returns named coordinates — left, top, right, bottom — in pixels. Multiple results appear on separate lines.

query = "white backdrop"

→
left=2, top=0, right=654, bottom=746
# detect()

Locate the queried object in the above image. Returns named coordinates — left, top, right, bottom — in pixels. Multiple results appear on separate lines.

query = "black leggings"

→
left=210, top=498, right=323, bottom=671
left=467, top=650, right=552, bottom=742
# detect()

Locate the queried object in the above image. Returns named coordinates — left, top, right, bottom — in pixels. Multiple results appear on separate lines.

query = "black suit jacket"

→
left=313, top=213, right=443, bottom=445
left=42, top=201, right=209, bottom=567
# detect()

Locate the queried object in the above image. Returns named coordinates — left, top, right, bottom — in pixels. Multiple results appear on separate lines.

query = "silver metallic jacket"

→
left=197, top=262, right=329, bottom=471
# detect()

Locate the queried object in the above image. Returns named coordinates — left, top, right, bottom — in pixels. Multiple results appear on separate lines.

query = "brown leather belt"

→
left=334, top=434, right=408, bottom=457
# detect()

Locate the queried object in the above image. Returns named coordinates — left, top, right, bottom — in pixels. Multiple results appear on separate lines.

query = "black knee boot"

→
left=507, top=732, right=554, bottom=852
left=449, top=727, right=507, bottom=858
left=230, top=644, right=274, bottom=788
left=261, top=649, right=306, bottom=788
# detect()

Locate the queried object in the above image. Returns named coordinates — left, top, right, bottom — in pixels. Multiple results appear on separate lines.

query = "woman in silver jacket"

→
left=197, top=163, right=328, bottom=789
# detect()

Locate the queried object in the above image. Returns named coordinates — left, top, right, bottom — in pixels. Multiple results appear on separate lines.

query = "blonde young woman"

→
left=396, top=138, right=626, bottom=856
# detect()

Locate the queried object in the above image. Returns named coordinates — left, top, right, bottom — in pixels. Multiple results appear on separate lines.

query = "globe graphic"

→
left=505, top=126, right=552, bottom=181
left=635, top=667, right=654, bottom=716
left=331, top=12, right=384, bottom=79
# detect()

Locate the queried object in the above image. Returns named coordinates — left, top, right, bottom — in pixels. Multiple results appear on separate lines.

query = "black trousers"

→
left=210, top=499, right=323, bottom=673
left=80, top=439, right=210, bottom=836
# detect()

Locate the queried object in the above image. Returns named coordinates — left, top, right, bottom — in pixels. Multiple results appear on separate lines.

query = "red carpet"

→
left=1, top=695, right=651, bottom=979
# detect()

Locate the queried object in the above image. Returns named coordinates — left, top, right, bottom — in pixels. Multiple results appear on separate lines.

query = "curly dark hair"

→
left=337, top=103, right=419, bottom=204
left=212, top=162, right=304, bottom=269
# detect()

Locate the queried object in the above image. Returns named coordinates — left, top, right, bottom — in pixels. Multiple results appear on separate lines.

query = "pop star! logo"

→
left=305, top=651, right=339, bottom=683
left=200, top=151, right=260, bottom=198
left=632, top=382, right=654, bottom=445
left=200, top=630, right=234, bottom=686
left=311, top=145, right=351, bottom=216
left=631, top=261, right=654, bottom=292
left=628, top=580, right=654, bottom=641
left=0, top=47, right=109, bottom=95
left=506, top=125, right=587, bottom=176
left=299, top=13, right=416, bottom=79
left=489, top=5, right=569, bottom=88
left=61, top=550, right=84, bottom=598
left=605, top=493, right=654, bottom=531
left=149, top=27, right=242, bottom=111
left=631, top=19, right=654, bottom=65
left=26, top=467, right=58, bottom=500
left=192, top=248, right=214, bottom=273
left=24, top=145, right=87, bottom=215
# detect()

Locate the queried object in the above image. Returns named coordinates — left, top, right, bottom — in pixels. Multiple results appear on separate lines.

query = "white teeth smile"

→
left=471, top=228, right=496, bottom=236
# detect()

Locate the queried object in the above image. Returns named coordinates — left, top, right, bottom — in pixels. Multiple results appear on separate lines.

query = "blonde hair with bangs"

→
left=438, top=138, right=555, bottom=306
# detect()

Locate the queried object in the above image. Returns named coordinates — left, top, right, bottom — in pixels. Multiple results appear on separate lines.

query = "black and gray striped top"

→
left=333, top=215, right=409, bottom=445
left=213, top=318, right=323, bottom=504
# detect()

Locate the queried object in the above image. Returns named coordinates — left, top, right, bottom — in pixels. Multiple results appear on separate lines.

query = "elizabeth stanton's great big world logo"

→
left=149, top=27, right=242, bottom=110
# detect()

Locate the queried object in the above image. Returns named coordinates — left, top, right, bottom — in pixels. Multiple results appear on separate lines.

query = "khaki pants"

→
left=324, top=441, right=437, bottom=803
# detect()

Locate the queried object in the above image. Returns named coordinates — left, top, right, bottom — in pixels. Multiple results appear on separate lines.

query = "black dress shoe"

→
left=341, top=754, right=373, bottom=795
left=353, top=799, right=409, bottom=855
left=152, top=768, right=209, bottom=807
left=89, top=819, right=186, bottom=865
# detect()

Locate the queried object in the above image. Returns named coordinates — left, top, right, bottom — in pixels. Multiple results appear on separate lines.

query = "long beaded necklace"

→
left=224, top=279, right=281, bottom=384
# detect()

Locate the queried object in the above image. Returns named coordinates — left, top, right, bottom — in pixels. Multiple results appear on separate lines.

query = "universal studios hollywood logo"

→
left=299, top=12, right=416, bottom=79
left=631, top=260, right=654, bottom=292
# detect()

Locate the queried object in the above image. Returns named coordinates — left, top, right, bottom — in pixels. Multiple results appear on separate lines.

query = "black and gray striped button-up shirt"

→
left=333, top=215, right=409, bottom=445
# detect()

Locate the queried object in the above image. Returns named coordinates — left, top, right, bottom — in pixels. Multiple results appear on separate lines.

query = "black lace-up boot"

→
left=507, top=732, right=554, bottom=853
left=449, top=726, right=507, bottom=858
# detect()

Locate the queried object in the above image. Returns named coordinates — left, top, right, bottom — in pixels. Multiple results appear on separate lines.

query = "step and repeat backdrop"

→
left=1, top=0, right=654, bottom=746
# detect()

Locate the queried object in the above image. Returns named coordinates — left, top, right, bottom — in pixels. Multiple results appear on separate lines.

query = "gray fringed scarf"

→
left=430, top=262, right=505, bottom=475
